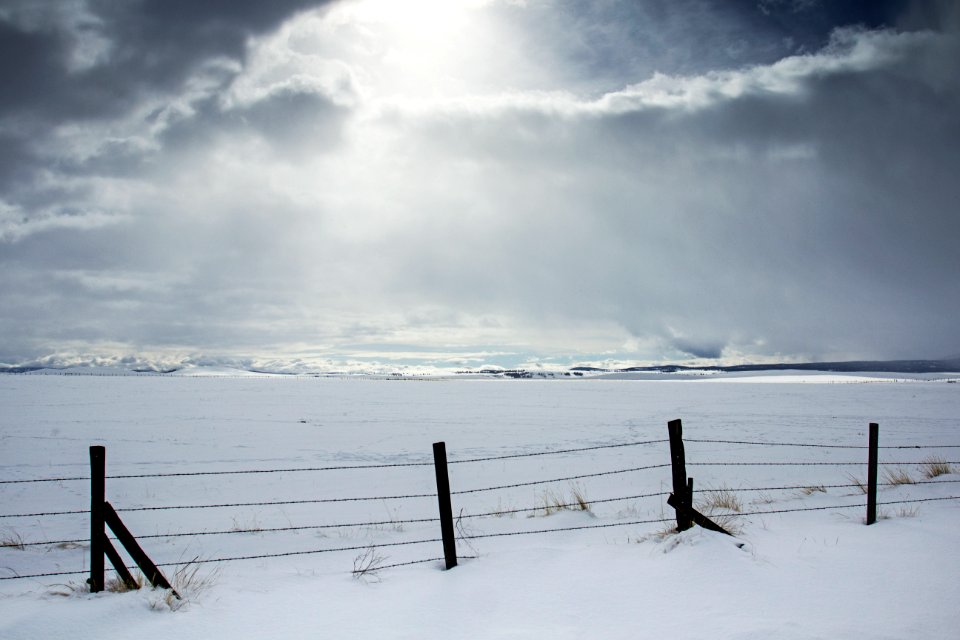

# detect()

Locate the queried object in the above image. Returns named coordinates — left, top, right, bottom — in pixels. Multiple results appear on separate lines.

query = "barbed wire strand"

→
left=448, top=439, right=668, bottom=464
left=0, top=508, right=88, bottom=519
left=356, top=557, right=444, bottom=573
left=451, top=463, right=670, bottom=495
left=0, top=439, right=669, bottom=485
left=459, top=491, right=668, bottom=519
left=728, top=495, right=960, bottom=517
left=696, top=478, right=960, bottom=494
left=687, top=461, right=960, bottom=467
left=464, top=517, right=666, bottom=540
left=124, top=516, right=441, bottom=541
left=0, top=537, right=445, bottom=581
left=115, top=493, right=437, bottom=513
left=685, top=439, right=960, bottom=449
left=0, top=477, right=87, bottom=485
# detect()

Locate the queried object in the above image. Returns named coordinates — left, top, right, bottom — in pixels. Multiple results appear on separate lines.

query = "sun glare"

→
left=331, top=0, right=498, bottom=99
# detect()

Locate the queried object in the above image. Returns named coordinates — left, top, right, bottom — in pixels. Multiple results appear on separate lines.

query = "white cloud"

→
left=0, top=200, right=130, bottom=243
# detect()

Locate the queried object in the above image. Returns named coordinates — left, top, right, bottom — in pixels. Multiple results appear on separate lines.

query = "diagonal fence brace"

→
left=104, top=501, right=179, bottom=598
left=101, top=532, right=139, bottom=590
left=666, top=493, right=733, bottom=537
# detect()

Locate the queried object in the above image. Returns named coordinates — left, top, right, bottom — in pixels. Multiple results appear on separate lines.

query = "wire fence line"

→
left=451, top=463, right=671, bottom=496
left=461, top=517, right=668, bottom=540
left=13, top=496, right=960, bottom=582
left=0, top=508, right=89, bottom=519
left=448, top=439, right=669, bottom=464
left=3, top=433, right=959, bottom=583
left=729, top=495, right=960, bottom=518
left=0, top=438, right=670, bottom=485
left=3, top=437, right=956, bottom=485
left=458, top=491, right=669, bottom=520
left=687, top=460, right=960, bottom=467
left=0, top=538, right=447, bottom=581
left=697, top=478, right=960, bottom=494
left=685, top=438, right=960, bottom=449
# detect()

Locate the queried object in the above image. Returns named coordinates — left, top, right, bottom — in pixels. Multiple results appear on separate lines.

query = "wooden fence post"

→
left=89, top=445, right=105, bottom=593
left=668, top=420, right=692, bottom=531
left=432, top=441, right=458, bottom=570
left=866, top=423, right=879, bottom=525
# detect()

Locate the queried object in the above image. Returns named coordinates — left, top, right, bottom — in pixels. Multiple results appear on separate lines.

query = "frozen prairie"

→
left=1, top=373, right=959, bottom=639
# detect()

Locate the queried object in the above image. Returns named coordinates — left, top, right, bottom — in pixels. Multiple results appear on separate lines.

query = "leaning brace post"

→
left=668, top=420, right=692, bottom=531
left=102, top=533, right=138, bottom=590
left=432, top=441, right=458, bottom=570
left=103, top=502, right=176, bottom=595
left=89, top=445, right=105, bottom=593
left=866, top=423, right=879, bottom=525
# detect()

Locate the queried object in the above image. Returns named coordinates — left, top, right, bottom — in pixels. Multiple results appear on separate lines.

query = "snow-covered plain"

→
left=1, top=373, right=959, bottom=639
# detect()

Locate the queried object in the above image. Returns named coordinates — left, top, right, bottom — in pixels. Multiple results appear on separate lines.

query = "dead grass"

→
left=800, top=485, right=827, bottom=496
left=0, top=530, right=25, bottom=550
left=48, top=581, right=88, bottom=598
left=846, top=474, right=868, bottom=494
left=536, top=485, right=591, bottom=516
left=150, top=558, right=219, bottom=611
left=877, top=506, right=920, bottom=520
left=882, top=466, right=915, bottom=486
left=696, top=487, right=742, bottom=513
left=106, top=571, right=145, bottom=593
left=920, top=456, right=953, bottom=478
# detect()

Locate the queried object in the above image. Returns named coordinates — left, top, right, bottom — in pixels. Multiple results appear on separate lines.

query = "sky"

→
left=0, top=0, right=958, bottom=373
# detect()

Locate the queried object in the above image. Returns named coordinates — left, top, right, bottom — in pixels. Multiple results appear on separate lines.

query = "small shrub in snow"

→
left=352, top=546, right=387, bottom=583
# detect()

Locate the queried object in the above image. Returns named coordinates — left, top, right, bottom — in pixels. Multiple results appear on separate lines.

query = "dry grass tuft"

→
left=846, top=474, right=868, bottom=495
left=48, top=581, right=88, bottom=597
left=1, top=530, right=25, bottom=550
left=106, top=572, right=145, bottom=593
left=692, top=487, right=745, bottom=536
left=920, top=456, right=953, bottom=479
left=800, top=485, right=827, bottom=496
left=149, top=558, right=218, bottom=611
left=536, top=485, right=591, bottom=516
left=882, top=467, right=915, bottom=486
left=877, top=506, right=920, bottom=521
left=696, top=487, right=742, bottom=513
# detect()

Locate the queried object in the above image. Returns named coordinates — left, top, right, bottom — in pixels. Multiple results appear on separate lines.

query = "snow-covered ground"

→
left=1, top=374, right=958, bottom=639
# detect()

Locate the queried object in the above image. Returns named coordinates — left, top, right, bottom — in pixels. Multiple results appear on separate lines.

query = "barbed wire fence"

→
left=1, top=425, right=959, bottom=586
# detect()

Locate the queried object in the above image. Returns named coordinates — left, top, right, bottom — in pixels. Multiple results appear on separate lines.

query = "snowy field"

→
left=1, top=373, right=959, bottom=639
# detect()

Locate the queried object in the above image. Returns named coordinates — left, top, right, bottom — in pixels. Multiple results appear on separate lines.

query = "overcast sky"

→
left=1, top=0, right=958, bottom=372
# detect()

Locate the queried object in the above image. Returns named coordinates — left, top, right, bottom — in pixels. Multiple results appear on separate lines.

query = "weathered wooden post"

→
left=103, top=503, right=176, bottom=593
left=89, top=445, right=105, bottom=592
left=866, top=423, right=879, bottom=525
left=432, top=441, right=458, bottom=570
left=668, top=420, right=692, bottom=531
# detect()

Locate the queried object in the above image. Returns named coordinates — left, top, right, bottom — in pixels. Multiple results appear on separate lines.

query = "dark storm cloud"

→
left=0, top=0, right=333, bottom=118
